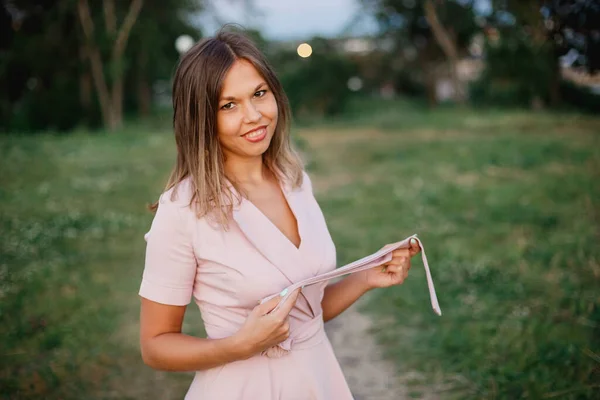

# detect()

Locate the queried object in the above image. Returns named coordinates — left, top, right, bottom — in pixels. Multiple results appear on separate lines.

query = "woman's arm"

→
left=321, top=274, right=370, bottom=323
left=140, top=289, right=301, bottom=371
left=139, top=299, right=249, bottom=371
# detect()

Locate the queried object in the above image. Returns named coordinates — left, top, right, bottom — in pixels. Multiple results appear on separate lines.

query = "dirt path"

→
left=325, top=297, right=441, bottom=400
left=325, top=300, right=408, bottom=400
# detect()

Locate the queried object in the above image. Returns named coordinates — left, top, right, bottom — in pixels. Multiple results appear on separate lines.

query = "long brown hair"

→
left=151, top=29, right=304, bottom=226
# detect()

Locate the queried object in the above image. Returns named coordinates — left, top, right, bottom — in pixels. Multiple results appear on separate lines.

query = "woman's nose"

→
left=243, top=102, right=262, bottom=124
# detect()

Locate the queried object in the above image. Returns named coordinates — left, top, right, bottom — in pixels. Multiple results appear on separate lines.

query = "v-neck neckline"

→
left=229, top=177, right=303, bottom=252
left=245, top=180, right=303, bottom=251
left=228, top=173, right=323, bottom=318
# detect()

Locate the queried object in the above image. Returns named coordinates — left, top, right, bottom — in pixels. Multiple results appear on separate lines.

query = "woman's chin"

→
left=243, top=136, right=273, bottom=157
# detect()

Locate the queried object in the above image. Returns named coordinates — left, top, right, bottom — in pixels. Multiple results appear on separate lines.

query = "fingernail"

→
left=280, top=288, right=288, bottom=297
left=410, top=238, right=417, bottom=245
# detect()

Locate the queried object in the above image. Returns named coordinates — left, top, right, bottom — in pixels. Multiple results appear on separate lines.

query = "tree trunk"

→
left=111, top=76, right=124, bottom=129
left=548, top=43, right=561, bottom=106
left=423, top=0, right=465, bottom=104
left=89, top=46, right=114, bottom=128
left=77, top=0, right=143, bottom=131
left=421, top=57, right=438, bottom=107
left=108, top=0, right=143, bottom=129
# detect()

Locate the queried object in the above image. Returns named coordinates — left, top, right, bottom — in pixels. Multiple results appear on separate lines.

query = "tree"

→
left=486, top=0, right=600, bottom=107
left=77, top=0, right=143, bottom=131
left=125, top=0, right=202, bottom=117
left=543, top=0, right=600, bottom=74
left=423, top=0, right=464, bottom=102
left=0, top=0, right=203, bottom=133
left=362, top=0, right=479, bottom=105
left=0, top=0, right=88, bottom=132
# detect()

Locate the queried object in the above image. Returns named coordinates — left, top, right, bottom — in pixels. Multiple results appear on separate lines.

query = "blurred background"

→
left=1, top=0, right=599, bottom=399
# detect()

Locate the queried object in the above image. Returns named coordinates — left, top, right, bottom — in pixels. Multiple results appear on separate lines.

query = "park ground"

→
left=1, top=99, right=599, bottom=399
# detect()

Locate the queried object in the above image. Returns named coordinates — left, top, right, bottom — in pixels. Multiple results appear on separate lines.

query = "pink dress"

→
left=139, top=172, right=354, bottom=399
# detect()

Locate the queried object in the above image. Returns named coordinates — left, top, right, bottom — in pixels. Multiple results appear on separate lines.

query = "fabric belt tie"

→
left=261, top=315, right=325, bottom=358
left=260, top=234, right=442, bottom=358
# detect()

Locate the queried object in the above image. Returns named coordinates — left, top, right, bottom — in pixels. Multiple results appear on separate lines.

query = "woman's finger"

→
left=390, top=255, right=409, bottom=268
left=392, top=248, right=409, bottom=258
left=396, top=266, right=406, bottom=283
left=386, top=264, right=400, bottom=274
left=409, top=238, right=421, bottom=255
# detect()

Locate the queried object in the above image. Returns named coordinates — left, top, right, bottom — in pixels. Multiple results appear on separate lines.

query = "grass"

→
left=1, top=99, right=599, bottom=399
left=301, top=99, right=600, bottom=399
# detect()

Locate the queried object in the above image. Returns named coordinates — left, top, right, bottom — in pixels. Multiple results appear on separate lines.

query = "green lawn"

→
left=1, top=100, right=599, bottom=399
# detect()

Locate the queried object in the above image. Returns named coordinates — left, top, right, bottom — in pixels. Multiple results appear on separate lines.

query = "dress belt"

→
left=261, top=315, right=325, bottom=358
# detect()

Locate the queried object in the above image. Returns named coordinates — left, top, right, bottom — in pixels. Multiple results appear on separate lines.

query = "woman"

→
left=139, top=30, right=421, bottom=399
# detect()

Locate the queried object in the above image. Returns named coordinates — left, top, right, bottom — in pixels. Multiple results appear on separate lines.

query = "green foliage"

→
left=366, top=0, right=478, bottom=50
left=560, top=79, right=600, bottom=114
left=124, top=0, right=203, bottom=114
left=0, top=2, right=88, bottom=132
left=272, top=38, right=358, bottom=118
left=361, top=0, right=479, bottom=99
left=0, top=1, right=202, bottom=133
left=470, top=33, right=557, bottom=107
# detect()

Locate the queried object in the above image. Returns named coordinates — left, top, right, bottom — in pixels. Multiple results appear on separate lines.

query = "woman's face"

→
left=216, top=59, right=278, bottom=162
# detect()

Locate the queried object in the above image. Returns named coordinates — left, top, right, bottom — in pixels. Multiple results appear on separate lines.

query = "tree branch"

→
left=77, top=0, right=95, bottom=40
left=423, top=0, right=458, bottom=61
left=113, top=0, right=144, bottom=60
left=77, top=0, right=113, bottom=128
left=103, top=0, right=117, bottom=35
left=424, top=0, right=466, bottom=103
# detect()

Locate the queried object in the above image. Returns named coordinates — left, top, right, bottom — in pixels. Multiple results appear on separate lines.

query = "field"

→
left=1, top=100, right=599, bottom=399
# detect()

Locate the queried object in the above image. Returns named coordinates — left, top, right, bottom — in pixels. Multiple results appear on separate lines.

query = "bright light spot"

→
left=175, top=35, right=194, bottom=54
left=347, top=77, right=363, bottom=92
left=297, top=43, right=313, bottom=58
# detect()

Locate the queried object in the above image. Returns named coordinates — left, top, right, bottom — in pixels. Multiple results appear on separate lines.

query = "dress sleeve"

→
left=302, top=170, right=314, bottom=194
left=139, top=194, right=197, bottom=306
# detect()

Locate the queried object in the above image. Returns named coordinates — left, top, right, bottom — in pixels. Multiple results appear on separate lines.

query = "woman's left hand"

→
left=359, top=238, right=422, bottom=290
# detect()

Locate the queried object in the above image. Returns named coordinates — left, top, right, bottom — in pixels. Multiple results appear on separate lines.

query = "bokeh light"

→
left=297, top=43, right=313, bottom=58
left=175, top=35, right=194, bottom=54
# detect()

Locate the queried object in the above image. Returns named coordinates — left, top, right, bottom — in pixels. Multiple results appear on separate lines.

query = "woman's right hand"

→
left=234, top=288, right=301, bottom=358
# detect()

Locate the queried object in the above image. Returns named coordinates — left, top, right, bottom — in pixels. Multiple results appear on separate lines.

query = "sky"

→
left=196, top=0, right=374, bottom=41
left=196, top=0, right=493, bottom=41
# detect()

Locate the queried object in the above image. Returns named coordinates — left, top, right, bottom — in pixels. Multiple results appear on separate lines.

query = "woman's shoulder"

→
left=145, top=178, right=197, bottom=242
left=156, top=177, right=195, bottom=214
left=300, top=169, right=314, bottom=193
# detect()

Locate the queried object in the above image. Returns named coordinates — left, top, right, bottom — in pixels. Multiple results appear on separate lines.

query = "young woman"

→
left=139, top=30, right=421, bottom=399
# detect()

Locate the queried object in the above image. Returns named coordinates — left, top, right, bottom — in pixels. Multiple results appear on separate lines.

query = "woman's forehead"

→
left=220, top=59, right=265, bottom=98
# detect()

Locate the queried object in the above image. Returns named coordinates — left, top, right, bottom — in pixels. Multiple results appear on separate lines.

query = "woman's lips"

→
left=242, top=126, right=267, bottom=143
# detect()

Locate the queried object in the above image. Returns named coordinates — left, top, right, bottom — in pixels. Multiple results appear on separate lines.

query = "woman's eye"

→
left=254, top=90, right=267, bottom=98
left=221, top=102, right=234, bottom=110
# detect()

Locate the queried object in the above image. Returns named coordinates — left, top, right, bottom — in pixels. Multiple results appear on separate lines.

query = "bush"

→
left=470, top=33, right=557, bottom=108
left=272, top=38, right=358, bottom=118
left=560, top=80, right=600, bottom=114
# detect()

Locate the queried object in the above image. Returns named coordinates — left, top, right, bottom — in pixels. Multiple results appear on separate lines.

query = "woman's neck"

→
left=224, top=155, right=270, bottom=186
